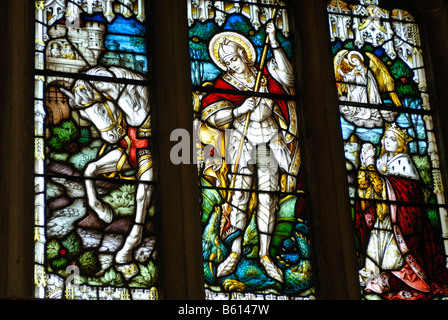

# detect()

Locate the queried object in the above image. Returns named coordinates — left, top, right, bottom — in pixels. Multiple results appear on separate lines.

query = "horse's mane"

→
left=85, top=66, right=149, bottom=113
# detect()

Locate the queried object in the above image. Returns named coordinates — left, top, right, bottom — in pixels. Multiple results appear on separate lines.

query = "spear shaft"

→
left=226, top=8, right=279, bottom=203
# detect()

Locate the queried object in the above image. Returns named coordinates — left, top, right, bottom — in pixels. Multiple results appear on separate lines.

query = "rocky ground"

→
left=46, top=160, right=156, bottom=276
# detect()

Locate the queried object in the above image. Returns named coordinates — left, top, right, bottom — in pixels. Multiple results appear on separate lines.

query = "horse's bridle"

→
left=97, top=100, right=127, bottom=137
left=74, top=85, right=127, bottom=137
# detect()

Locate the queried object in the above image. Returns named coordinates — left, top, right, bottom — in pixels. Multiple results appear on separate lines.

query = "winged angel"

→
left=334, top=50, right=400, bottom=128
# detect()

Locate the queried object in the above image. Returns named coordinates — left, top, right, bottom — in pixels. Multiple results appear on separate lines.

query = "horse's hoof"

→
left=98, top=207, right=113, bottom=224
left=115, top=250, right=132, bottom=264
left=115, top=225, right=143, bottom=263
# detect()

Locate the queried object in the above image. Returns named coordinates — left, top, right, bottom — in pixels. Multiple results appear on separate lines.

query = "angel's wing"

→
left=365, top=52, right=402, bottom=107
left=334, top=49, right=351, bottom=96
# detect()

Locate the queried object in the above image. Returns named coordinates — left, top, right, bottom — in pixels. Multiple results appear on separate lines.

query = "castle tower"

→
left=86, top=21, right=106, bottom=61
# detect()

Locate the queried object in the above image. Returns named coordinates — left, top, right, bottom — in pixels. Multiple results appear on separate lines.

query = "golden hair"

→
left=379, top=128, right=408, bottom=158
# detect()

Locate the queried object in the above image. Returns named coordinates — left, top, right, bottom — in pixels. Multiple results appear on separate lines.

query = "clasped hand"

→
left=236, top=97, right=257, bottom=115
left=360, top=143, right=376, bottom=168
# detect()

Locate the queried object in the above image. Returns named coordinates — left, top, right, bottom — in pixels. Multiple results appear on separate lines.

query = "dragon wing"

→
left=365, top=52, right=402, bottom=106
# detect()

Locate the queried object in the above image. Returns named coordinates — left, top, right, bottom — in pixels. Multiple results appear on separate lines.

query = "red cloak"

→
left=355, top=174, right=448, bottom=299
left=202, top=67, right=290, bottom=123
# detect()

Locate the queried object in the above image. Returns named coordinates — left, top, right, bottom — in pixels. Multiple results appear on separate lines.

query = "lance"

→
left=222, top=7, right=279, bottom=216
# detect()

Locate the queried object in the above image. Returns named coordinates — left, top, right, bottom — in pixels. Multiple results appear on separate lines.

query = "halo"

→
left=348, top=51, right=364, bottom=65
left=209, top=31, right=256, bottom=71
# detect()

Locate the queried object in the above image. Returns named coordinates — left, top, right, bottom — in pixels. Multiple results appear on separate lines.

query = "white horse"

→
left=61, top=66, right=153, bottom=264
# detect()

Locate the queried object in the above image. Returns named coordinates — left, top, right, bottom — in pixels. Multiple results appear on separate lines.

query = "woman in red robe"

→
left=355, top=123, right=448, bottom=299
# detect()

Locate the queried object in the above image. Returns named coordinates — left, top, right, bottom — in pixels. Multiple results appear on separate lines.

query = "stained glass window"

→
left=327, top=0, right=448, bottom=300
left=34, top=0, right=158, bottom=300
left=188, top=0, right=315, bottom=300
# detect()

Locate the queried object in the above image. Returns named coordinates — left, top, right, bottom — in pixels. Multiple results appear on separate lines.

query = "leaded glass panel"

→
left=327, top=0, right=448, bottom=300
left=34, top=0, right=158, bottom=300
left=188, top=0, right=315, bottom=300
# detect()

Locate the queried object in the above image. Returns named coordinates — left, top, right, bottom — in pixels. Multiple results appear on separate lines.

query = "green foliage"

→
left=226, top=16, right=252, bottom=35
left=412, top=155, right=432, bottom=187
left=129, top=261, right=158, bottom=288
left=78, top=128, right=91, bottom=145
left=102, top=184, right=136, bottom=216
left=48, top=137, right=63, bottom=150
left=390, top=59, right=413, bottom=79
left=68, top=145, right=100, bottom=171
left=189, top=22, right=219, bottom=61
left=78, top=250, right=100, bottom=276
left=343, top=41, right=355, bottom=50
left=47, top=239, right=61, bottom=260
left=276, top=33, right=292, bottom=58
left=48, top=120, right=92, bottom=153
left=190, top=41, right=209, bottom=60
left=426, top=197, right=440, bottom=229
left=250, top=28, right=267, bottom=46
left=47, top=233, right=84, bottom=274
left=332, top=41, right=343, bottom=55
left=364, top=44, right=374, bottom=52
left=49, top=152, right=69, bottom=162
left=94, top=268, right=125, bottom=286
left=54, top=120, right=77, bottom=143
left=52, top=258, right=68, bottom=269
left=189, top=21, right=219, bottom=41
left=61, top=232, right=82, bottom=257
left=397, top=83, right=417, bottom=96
